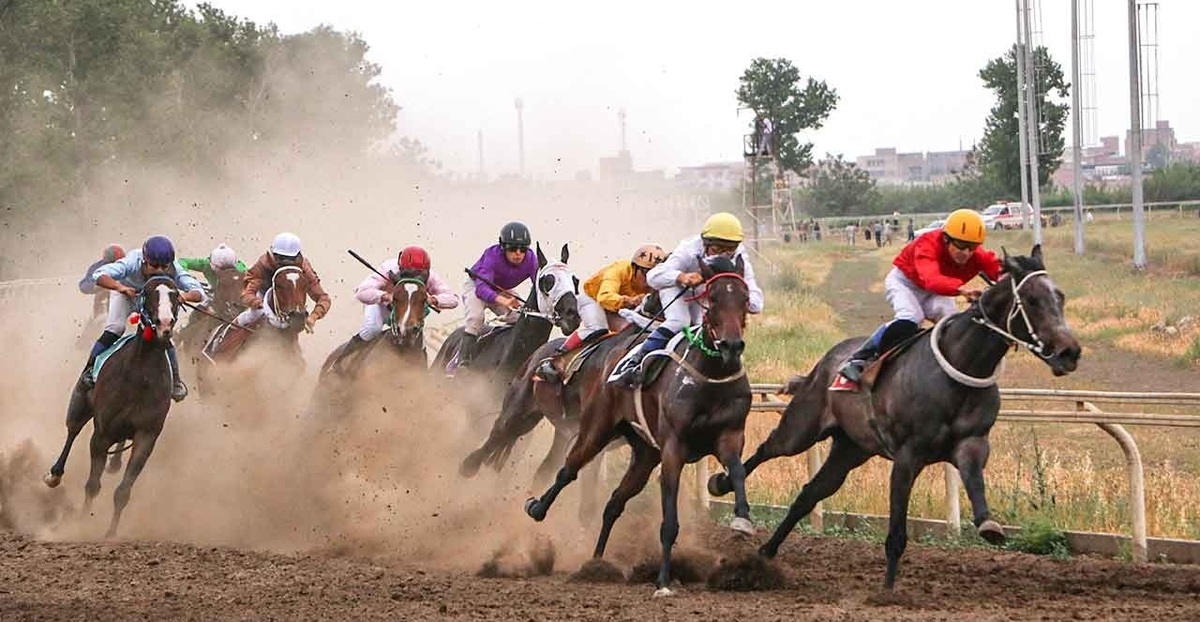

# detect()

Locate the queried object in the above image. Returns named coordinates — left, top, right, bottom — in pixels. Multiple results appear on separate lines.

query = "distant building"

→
left=854, top=147, right=968, bottom=185
left=673, top=161, right=803, bottom=192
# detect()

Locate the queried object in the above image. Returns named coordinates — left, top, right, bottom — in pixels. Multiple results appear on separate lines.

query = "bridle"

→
left=265, top=265, right=306, bottom=329
left=685, top=271, right=749, bottom=353
left=387, top=276, right=430, bottom=347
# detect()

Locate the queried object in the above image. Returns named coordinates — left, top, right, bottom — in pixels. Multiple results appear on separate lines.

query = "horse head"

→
left=210, top=267, right=246, bottom=316
left=387, top=269, right=430, bottom=349
left=533, top=242, right=581, bottom=335
left=137, top=275, right=182, bottom=343
left=698, top=255, right=750, bottom=367
left=267, top=265, right=310, bottom=333
left=982, top=244, right=1081, bottom=376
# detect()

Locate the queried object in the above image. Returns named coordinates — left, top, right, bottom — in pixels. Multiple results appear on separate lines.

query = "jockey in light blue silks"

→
left=609, top=212, right=764, bottom=387
left=82, top=235, right=206, bottom=402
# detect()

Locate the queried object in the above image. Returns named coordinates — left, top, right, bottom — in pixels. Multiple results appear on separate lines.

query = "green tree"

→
left=976, top=46, right=1070, bottom=197
left=735, top=58, right=838, bottom=175
left=802, top=154, right=879, bottom=217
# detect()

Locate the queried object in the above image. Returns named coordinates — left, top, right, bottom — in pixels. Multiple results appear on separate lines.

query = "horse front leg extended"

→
left=653, top=437, right=685, bottom=597
left=106, top=431, right=160, bottom=539
left=45, top=387, right=93, bottom=487
left=524, top=421, right=614, bottom=522
left=760, top=434, right=871, bottom=558
left=883, top=453, right=924, bottom=590
left=953, top=436, right=1005, bottom=544
left=715, top=427, right=753, bottom=535
left=592, top=439, right=658, bottom=559
left=707, top=397, right=825, bottom=497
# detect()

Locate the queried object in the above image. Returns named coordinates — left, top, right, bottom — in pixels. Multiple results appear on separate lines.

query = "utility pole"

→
left=1013, top=0, right=1031, bottom=228
left=1021, top=0, right=1044, bottom=245
left=1070, top=0, right=1086, bottom=255
left=515, top=98, right=525, bottom=178
left=1127, top=0, right=1146, bottom=268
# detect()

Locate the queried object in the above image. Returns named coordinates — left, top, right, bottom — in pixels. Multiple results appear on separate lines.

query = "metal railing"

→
left=698, top=383, right=1200, bottom=563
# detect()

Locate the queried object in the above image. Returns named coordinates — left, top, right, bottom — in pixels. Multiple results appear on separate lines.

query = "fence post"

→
left=807, top=446, right=823, bottom=532
left=944, top=463, right=962, bottom=538
left=1083, top=401, right=1147, bottom=563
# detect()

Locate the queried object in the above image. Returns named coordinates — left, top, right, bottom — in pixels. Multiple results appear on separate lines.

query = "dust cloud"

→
left=0, top=54, right=709, bottom=574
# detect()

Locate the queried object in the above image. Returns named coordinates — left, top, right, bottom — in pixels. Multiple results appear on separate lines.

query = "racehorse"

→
left=44, top=275, right=183, bottom=537
left=201, top=265, right=311, bottom=370
left=429, top=243, right=581, bottom=421
left=522, top=255, right=755, bottom=596
left=177, top=266, right=245, bottom=360
left=707, top=244, right=1081, bottom=590
left=319, top=269, right=432, bottom=380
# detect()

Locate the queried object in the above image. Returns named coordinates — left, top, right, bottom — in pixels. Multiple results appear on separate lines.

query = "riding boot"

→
left=81, top=330, right=122, bottom=390
left=535, top=331, right=585, bottom=383
left=834, top=319, right=919, bottom=388
left=167, top=344, right=187, bottom=402
left=446, top=333, right=478, bottom=377
left=335, top=334, right=371, bottom=371
left=611, top=327, right=674, bottom=388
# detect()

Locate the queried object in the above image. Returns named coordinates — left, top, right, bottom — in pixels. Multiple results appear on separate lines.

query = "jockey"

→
left=535, top=243, right=667, bottom=382
left=333, top=245, right=460, bottom=362
left=79, top=243, right=126, bottom=317
left=178, top=243, right=248, bottom=286
left=831, top=208, right=1003, bottom=392
left=232, top=232, right=331, bottom=331
left=609, top=212, right=764, bottom=386
left=82, top=235, right=205, bottom=401
left=447, top=221, right=538, bottom=376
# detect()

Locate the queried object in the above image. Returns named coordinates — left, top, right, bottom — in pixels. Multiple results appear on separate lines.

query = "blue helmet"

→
left=142, top=235, right=176, bottom=266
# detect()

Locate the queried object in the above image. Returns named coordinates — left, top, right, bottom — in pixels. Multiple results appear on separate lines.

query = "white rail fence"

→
left=697, top=384, right=1200, bottom=563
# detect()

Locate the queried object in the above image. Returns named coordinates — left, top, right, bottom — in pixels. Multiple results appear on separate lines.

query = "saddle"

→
left=607, top=330, right=690, bottom=388
left=856, top=327, right=930, bottom=391
left=203, top=321, right=258, bottom=362
left=446, top=323, right=513, bottom=367
left=541, top=333, right=616, bottom=385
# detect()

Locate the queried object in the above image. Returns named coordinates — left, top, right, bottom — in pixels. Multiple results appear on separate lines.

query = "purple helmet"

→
left=142, top=235, right=176, bottom=266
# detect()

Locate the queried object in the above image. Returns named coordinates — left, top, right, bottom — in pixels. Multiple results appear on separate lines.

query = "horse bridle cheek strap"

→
left=973, top=270, right=1050, bottom=357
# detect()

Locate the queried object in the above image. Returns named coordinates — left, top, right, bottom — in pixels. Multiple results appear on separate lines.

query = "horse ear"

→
left=1030, top=243, right=1043, bottom=262
left=1001, top=246, right=1021, bottom=275
left=560, top=243, right=569, bottom=264
left=697, top=255, right=714, bottom=280
left=572, top=275, right=580, bottom=294
left=536, top=243, right=547, bottom=268
left=734, top=254, right=745, bottom=275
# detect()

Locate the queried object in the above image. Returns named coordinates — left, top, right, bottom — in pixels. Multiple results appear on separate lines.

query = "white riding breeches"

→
left=572, top=291, right=608, bottom=338
left=104, top=290, right=134, bottom=335
left=884, top=267, right=958, bottom=325
left=234, top=306, right=265, bottom=327
left=462, top=281, right=517, bottom=336
left=659, top=285, right=703, bottom=334
left=358, top=303, right=387, bottom=340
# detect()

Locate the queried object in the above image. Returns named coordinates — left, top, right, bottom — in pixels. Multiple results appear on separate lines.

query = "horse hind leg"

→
left=759, top=434, right=872, bottom=558
left=45, top=386, right=93, bottom=487
left=106, top=431, right=160, bottom=539
left=591, top=437, right=657, bottom=559
left=524, top=413, right=616, bottom=522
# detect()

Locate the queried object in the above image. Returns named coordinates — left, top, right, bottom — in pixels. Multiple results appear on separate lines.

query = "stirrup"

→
left=828, top=374, right=860, bottom=392
left=534, top=358, right=560, bottom=383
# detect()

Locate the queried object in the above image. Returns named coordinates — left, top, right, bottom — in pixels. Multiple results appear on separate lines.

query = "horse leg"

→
left=759, top=434, right=872, bottom=558
left=106, top=431, right=159, bottom=539
left=715, top=427, right=754, bottom=535
left=592, top=438, right=657, bottom=559
left=524, top=420, right=614, bottom=522
left=653, top=437, right=685, bottom=597
left=45, top=387, right=92, bottom=487
left=709, top=397, right=825, bottom=497
left=882, top=454, right=924, bottom=590
left=460, top=380, right=542, bottom=477
left=82, top=432, right=109, bottom=517
left=534, top=427, right=571, bottom=490
left=953, top=436, right=1005, bottom=544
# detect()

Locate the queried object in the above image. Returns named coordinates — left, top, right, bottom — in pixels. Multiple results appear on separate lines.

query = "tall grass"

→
left=733, top=220, right=1200, bottom=539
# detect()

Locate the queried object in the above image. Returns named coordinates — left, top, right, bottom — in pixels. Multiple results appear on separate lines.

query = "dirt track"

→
left=3, top=526, right=1199, bottom=621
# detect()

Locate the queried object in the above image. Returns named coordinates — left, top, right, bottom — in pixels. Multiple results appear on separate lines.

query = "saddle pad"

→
left=560, top=337, right=612, bottom=385
left=860, top=327, right=932, bottom=389
left=605, top=329, right=689, bottom=387
left=93, top=333, right=167, bottom=378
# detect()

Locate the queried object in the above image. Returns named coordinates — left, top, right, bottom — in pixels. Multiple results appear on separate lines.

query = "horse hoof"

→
left=43, top=473, right=61, bottom=488
left=706, top=473, right=731, bottom=497
left=459, top=455, right=482, bottom=479
left=978, top=519, right=1006, bottom=545
left=524, top=498, right=545, bottom=521
left=652, top=587, right=674, bottom=598
left=729, top=517, right=754, bottom=536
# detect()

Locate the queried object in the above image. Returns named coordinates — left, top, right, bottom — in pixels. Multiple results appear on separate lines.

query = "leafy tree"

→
left=735, top=58, right=838, bottom=175
left=976, top=46, right=1070, bottom=197
left=802, top=154, right=879, bottom=217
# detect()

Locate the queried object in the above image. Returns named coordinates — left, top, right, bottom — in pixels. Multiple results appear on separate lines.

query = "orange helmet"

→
left=942, top=209, right=986, bottom=244
left=631, top=244, right=666, bottom=270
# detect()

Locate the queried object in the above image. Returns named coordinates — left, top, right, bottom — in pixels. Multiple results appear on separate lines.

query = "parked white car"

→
left=913, top=219, right=944, bottom=237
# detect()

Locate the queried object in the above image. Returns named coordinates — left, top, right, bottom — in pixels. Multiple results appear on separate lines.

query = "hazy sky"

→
left=203, top=0, right=1199, bottom=179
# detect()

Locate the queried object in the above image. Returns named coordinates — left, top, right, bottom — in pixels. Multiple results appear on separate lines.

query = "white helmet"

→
left=209, top=243, right=237, bottom=269
left=270, top=232, right=302, bottom=257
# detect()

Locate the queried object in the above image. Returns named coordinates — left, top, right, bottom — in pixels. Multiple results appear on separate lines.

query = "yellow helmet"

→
left=701, top=212, right=745, bottom=243
left=631, top=244, right=667, bottom=270
left=942, top=209, right=986, bottom=244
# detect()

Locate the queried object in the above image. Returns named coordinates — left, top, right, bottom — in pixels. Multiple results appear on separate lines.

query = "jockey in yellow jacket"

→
left=535, top=244, right=667, bottom=382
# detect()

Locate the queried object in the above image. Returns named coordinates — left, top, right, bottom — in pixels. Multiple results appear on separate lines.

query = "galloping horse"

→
left=202, top=264, right=311, bottom=368
left=319, top=270, right=432, bottom=381
left=45, top=276, right=183, bottom=537
left=523, top=255, right=755, bottom=596
left=708, top=244, right=1081, bottom=590
left=429, top=243, right=581, bottom=420
left=177, top=266, right=245, bottom=360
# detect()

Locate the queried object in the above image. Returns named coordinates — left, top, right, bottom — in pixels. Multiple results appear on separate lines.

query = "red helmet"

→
left=398, top=246, right=431, bottom=271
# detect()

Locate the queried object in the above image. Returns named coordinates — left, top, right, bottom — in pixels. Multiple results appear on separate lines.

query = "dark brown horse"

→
left=522, top=255, right=754, bottom=596
left=708, top=244, right=1081, bottom=590
left=177, top=266, right=245, bottom=360
left=45, top=275, right=183, bottom=537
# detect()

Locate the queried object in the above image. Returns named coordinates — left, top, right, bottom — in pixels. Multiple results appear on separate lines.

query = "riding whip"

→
left=464, top=267, right=528, bottom=306
left=180, top=300, right=254, bottom=333
left=347, top=249, right=440, bottom=313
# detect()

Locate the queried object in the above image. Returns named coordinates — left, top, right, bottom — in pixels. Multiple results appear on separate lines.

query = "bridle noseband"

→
left=973, top=269, right=1052, bottom=358
left=685, top=271, right=749, bottom=351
